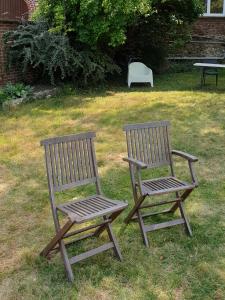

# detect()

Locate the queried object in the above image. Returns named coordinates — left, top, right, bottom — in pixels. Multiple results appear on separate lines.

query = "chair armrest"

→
left=123, top=157, right=148, bottom=169
left=172, top=150, right=198, bottom=162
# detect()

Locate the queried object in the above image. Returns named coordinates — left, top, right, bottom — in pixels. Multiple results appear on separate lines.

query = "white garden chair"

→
left=128, top=62, right=153, bottom=88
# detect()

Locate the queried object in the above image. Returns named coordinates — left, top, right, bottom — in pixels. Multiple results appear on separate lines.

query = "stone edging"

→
left=2, top=87, right=60, bottom=111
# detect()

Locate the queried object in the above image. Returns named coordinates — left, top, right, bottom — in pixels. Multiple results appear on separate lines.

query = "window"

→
left=203, top=0, right=225, bottom=16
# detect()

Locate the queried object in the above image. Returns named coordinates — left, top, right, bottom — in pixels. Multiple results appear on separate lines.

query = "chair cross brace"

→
left=40, top=215, right=123, bottom=278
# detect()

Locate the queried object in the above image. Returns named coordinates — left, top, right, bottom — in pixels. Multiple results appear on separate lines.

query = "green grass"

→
left=1, top=70, right=225, bottom=299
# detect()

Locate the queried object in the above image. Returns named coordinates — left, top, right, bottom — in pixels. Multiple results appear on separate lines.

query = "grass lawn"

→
left=1, top=70, right=225, bottom=300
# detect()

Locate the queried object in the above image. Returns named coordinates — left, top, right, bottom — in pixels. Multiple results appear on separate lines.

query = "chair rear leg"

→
left=105, top=220, right=123, bottom=261
left=137, top=210, right=149, bottom=247
left=178, top=201, right=192, bottom=237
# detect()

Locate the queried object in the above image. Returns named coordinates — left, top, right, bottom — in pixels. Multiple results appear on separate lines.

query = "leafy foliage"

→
left=0, top=89, right=7, bottom=105
left=4, top=1, right=203, bottom=85
left=115, top=0, right=203, bottom=72
left=34, top=0, right=150, bottom=48
left=34, top=0, right=203, bottom=74
left=3, top=83, right=33, bottom=99
left=0, top=83, right=33, bottom=106
left=4, top=21, right=120, bottom=85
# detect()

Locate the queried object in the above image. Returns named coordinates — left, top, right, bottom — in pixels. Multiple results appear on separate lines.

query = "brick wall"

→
left=0, top=1, right=36, bottom=86
left=0, top=20, right=22, bottom=86
left=192, top=17, right=225, bottom=40
left=170, top=17, right=225, bottom=58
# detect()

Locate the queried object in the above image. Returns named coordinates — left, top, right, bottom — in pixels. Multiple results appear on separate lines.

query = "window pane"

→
left=211, top=0, right=223, bottom=13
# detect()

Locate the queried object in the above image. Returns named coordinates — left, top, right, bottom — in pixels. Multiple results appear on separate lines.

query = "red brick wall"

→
left=170, top=17, right=225, bottom=58
left=0, top=1, right=36, bottom=86
left=192, top=17, right=225, bottom=40
left=0, top=20, right=22, bottom=86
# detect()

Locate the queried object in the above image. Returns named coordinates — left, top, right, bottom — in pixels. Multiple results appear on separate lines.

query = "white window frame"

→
left=203, top=0, right=225, bottom=16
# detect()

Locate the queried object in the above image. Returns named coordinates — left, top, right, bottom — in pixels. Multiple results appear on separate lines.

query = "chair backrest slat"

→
left=124, top=121, right=172, bottom=168
left=41, top=132, right=98, bottom=192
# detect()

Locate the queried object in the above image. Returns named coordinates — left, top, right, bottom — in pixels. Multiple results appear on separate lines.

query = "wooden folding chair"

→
left=123, top=121, right=198, bottom=247
left=40, top=132, right=127, bottom=282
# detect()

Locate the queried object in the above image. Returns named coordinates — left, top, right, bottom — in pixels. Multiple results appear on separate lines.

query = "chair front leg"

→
left=136, top=209, right=149, bottom=247
left=93, top=209, right=124, bottom=237
left=178, top=201, right=192, bottom=236
left=104, top=216, right=123, bottom=261
left=40, top=219, right=74, bottom=258
left=188, top=160, right=198, bottom=187
left=124, top=194, right=146, bottom=224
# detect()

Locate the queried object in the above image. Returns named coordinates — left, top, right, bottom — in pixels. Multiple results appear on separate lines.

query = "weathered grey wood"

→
left=123, top=121, right=198, bottom=246
left=40, top=220, right=73, bottom=258
left=124, top=195, right=146, bottom=224
left=59, top=241, right=74, bottom=282
left=123, top=121, right=172, bottom=169
left=93, top=209, right=125, bottom=237
left=131, top=209, right=171, bottom=220
left=137, top=210, right=149, bottom=247
left=63, top=219, right=111, bottom=239
left=178, top=201, right=193, bottom=236
left=140, top=198, right=180, bottom=209
left=40, top=131, right=128, bottom=282
left=169, top=189, right=193, bottom=213
left=57, top=195, right=127, bottom=224
left=172, top=150, right=198, bottom=162
left=41, top=132, right=96, bottom=146
left=105, top=219, right=123, bottom=261
left=52, top=233, right=95, bottom=251
left=69, top=242, right=114, bottom=264
left=144, top=219, right=185, bottom=232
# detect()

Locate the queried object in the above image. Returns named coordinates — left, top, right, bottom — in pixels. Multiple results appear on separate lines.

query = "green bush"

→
left=114, top=0, right=203, bottom=73
left=4, top=21, right=120, bottom=85
left=3, top=83, right=33, bottom=99
left=0, top=89, right=8, bottom=105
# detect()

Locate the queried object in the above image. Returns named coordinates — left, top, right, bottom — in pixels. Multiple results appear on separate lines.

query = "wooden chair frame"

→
left=123, top=121, right=198, bottom=247
left=40, top=132, right=127, bottom=282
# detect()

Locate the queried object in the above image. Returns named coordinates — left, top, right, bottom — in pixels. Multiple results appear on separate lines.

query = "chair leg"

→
left=169, top=189, right=193, bottom=213
left=105, top=220, right=123, bottom=261
left=178, top=201, right=192, bottom=237
left=93, top=209, right=124, bottom=237
left=40, top=219, right=74, bottom=258
left=59, top=241, right=74, bottom=282
left=201, top=71, right=204, bottom=87
left=40, top=218, right=75, bottom=282
left=137, top=209, right=149, bottom=247
left=216, top=74, right=218, bottom=86
left=124, top=195, right=146, bottom=224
